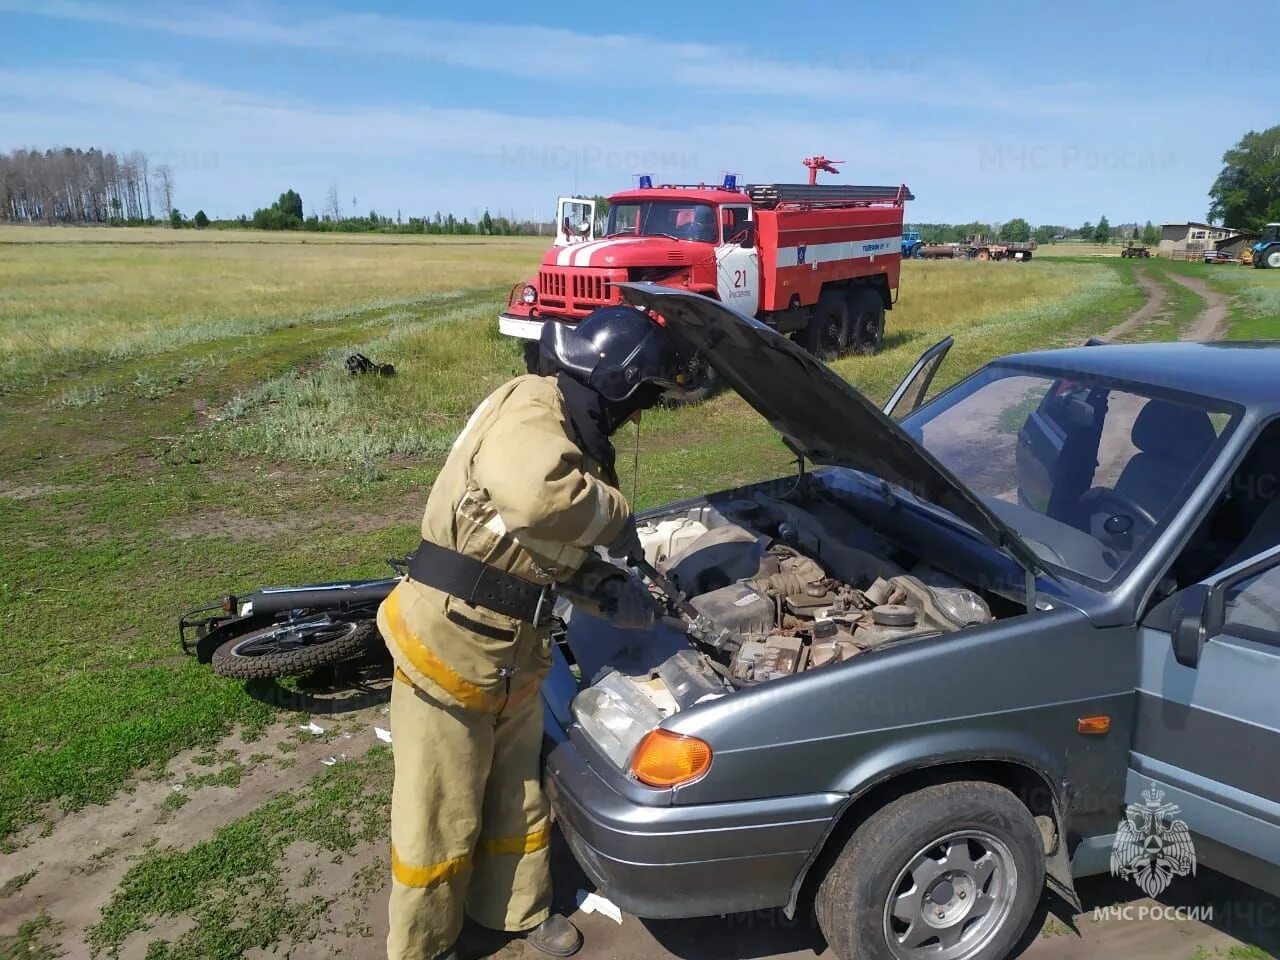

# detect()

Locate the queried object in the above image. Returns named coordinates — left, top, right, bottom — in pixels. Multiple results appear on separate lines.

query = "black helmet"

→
left=539, top=305, right=684, bottom=402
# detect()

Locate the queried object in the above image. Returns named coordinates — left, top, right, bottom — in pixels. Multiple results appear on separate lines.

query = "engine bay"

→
left=651, top=509, right=994, bottom=685
left=564, top=480, right=1017, bottom=763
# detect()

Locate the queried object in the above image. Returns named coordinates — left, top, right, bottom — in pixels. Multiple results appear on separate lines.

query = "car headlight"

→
left=521, top=284, right=537, bottom=305
left=572, top=671, right=662, bottom=768
left=928, top=586, right=992, bottom=627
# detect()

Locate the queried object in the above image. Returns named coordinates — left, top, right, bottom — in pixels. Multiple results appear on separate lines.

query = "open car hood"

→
left=617, top=282, right=1045, bottom=576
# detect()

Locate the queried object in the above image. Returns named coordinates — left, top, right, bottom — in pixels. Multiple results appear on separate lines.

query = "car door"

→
left=882, top=336, right=953, bottom=420
left=1131, top=542, right=1280, bottom=895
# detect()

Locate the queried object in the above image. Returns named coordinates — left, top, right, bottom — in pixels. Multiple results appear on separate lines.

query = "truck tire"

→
left=975, top=248, right=991, bottom=262
left=801, top=290, right=850, bottom=359
left=665, top=352, right=718, bottom=405
left=814, top=781, right=1044, bottom=960
left=848, top=288, right=885, bottom=355
left=1267, top=248, right=1280, bottom=269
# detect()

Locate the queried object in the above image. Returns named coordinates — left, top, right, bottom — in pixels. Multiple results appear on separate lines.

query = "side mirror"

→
left=1171, top=583, right=1211, bottom=668
left=733, top=223, right=756, bottom=248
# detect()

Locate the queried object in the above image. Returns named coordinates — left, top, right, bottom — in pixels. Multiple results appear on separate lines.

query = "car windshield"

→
left=900, top=365, right=1236, bottom=582
left=606, top=201, right=717, bottom=243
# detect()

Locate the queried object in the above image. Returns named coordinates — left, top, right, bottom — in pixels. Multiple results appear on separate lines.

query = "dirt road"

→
left=1101, top=268, right=1170, bottom=340
left=1164, top=271, right=1231, bottom=340
left=1103, top=264, right=1229, bottom=342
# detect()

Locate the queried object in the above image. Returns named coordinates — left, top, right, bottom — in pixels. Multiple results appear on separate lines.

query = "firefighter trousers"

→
left=386, top=668, right=552, bottom=960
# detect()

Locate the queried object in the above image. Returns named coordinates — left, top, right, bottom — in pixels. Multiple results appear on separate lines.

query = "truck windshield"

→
left=606, top=201, right=717, bottom=243
left=900, top=366, right=1236, bottom=583
left=1261, top=224, right=1280, bottom=244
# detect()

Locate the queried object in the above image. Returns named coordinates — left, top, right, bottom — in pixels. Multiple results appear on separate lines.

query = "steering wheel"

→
left=1077, top=487, right=1158, bottom=543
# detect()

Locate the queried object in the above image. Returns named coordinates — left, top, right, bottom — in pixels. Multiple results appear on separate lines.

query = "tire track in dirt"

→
left=1162, top=270, right=1230, bottom=340
left=0, top=712, right=386, bottom=957
left=1101, top=267, right=1168, bottom=340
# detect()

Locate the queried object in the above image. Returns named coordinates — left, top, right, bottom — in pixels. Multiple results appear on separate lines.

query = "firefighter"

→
left=377, top=305, right=684, bottom=960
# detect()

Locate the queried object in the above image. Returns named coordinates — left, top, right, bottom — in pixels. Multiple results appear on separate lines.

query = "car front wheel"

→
left=815, top=781, right=1044, bottom=960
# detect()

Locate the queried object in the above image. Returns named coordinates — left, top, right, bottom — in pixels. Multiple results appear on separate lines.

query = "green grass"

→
left=87, top=747, right=391, bottom=959
left=0, top=912, right=61, bottom=960
left=0, top=870, right=36, bottom=899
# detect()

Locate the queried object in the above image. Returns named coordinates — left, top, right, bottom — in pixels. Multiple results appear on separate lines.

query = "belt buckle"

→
left=531, top=585, right=551, bottom=629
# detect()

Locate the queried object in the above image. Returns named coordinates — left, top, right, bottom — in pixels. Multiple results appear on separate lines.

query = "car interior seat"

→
left=1110, top=400, right=1218, bottom=521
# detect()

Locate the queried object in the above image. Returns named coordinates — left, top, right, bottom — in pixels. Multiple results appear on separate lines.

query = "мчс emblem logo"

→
left=1110, top=783, right=1197, bottom=897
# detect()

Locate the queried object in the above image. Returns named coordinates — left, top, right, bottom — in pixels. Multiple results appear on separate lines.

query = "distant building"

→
left=1159, top=222, right=1233, bottom=259
left=1216, top=232, right=1261, bottom=259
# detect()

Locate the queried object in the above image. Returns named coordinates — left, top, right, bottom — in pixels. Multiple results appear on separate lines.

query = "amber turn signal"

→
left=1077, top=715, right=1111, bottom=735
left=631, top=729, right=712, bottom=787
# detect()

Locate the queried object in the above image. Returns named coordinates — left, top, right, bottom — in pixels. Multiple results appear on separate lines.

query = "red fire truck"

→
left=499, top=160, right=913, bottom=395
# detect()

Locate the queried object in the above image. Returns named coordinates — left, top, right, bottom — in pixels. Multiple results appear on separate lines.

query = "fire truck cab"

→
left=499, top=171, right=913, bottom=396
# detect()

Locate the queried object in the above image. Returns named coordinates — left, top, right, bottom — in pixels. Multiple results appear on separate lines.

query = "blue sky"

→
left=1, top=0, right=1274, bottom=226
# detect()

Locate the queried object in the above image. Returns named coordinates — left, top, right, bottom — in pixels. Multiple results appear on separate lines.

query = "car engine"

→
left=655, top=520, right=994, bottom=684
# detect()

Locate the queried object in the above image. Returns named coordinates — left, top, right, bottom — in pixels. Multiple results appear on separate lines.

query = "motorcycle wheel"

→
left=211, top=616, right=374, bottom=680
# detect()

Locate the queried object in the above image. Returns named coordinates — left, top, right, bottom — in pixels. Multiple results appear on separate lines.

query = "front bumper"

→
left=544, top=737, right=844, bottom=919
left=498, top=312, right=548, bottom=341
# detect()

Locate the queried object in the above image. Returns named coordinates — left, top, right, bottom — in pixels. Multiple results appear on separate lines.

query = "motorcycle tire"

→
left=211, top=616, right=375, bottom=680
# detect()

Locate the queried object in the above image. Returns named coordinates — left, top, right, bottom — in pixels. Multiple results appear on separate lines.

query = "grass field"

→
left=0, top=230, right=1267, bottom=957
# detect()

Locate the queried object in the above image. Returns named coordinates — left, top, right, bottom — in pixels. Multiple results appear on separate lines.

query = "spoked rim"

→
left=228, top=618, right=359, bottom=659
left=882, top=830, right=1017, bottom=960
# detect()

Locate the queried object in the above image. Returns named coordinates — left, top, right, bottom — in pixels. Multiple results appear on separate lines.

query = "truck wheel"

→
left=815, top=781, right=1044, bottom=960
left=975, top=249, right=990, bottom=262
left=848, top=289, right=885, bottom=355
left=801, top=291, right=850, bottom=360
left=1267, top=248, right=1280, bottom=269
left=665, top=352, right=718, bottom=405
left=912, top=246, right=925, bottom=260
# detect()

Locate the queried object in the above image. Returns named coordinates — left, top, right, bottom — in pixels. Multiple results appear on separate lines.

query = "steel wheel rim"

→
left=230, top=618, right=357, bottom=658
left=881, top=829, right=1017, bottom=960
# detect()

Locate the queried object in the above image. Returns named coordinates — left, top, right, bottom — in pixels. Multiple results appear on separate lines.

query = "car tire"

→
left=801, top=290, right=850, bottom=359
left=814, top=781, right=1044, bottom=960
left=848, top=288, right=885, bottom=355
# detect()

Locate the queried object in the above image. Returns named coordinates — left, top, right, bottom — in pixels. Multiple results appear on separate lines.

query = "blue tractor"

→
left=901, top=229, right=923, bottom=259
left=1252, top=223, right=1280, bottom=269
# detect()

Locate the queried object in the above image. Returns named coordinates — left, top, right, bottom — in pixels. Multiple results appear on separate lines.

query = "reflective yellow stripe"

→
left=391, top=844, right=469, bottom=888
left=385, top=589, right=492, bottom=711
left=477, top=825, right=551, bottom=857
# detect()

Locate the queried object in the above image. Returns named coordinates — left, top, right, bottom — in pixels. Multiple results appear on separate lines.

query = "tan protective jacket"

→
left=379, top=374, right=630, bottom=713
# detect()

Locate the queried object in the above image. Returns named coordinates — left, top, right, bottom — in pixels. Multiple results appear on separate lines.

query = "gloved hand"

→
left=598, top=575, right=659, bottom=631
left=605, top=515, right=642, bottom=562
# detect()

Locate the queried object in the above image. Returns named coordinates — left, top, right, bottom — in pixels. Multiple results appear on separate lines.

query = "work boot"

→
left=524, top=914, right=583, bottom=957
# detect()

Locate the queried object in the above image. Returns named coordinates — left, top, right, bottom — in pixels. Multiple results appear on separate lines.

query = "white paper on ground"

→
left=300, top=721, right=325, bottom=735
left=575, top=890, right=623, bottom=924
left=375, top=727, right=392, bottom=743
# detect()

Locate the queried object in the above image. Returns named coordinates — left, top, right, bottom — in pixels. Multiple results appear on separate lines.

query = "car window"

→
left=1224, top=566, right=1280, bottom=643
left=904, top=366, right=1233, bottom=583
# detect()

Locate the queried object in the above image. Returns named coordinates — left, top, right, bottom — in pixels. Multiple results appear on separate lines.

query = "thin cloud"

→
left=1, top=0, right=1100, bottom=118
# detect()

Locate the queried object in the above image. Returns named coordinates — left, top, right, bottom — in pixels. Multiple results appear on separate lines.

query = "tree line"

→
left=908, top=217, right=1160, bottom=246
left=232, top=188, right=554, bottom=236
left=0, top=147, right=176, bottom=225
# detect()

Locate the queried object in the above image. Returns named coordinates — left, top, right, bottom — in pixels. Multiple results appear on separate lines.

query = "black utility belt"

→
left=408, top=539, right=551, bottom=625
